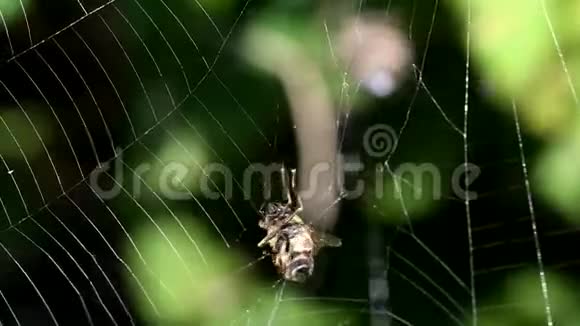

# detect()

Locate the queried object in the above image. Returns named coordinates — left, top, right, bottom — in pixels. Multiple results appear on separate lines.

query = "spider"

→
left=257, top=167, right=341, bottom=282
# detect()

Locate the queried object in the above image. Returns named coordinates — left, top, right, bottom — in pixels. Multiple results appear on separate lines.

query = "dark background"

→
left=0, top=0, right=578, bottom=325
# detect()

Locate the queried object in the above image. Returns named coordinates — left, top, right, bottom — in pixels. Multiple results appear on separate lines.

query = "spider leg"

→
left=258, top=167, right=304, bottom=249
left=281, top=166, right=293, bottom=207
left=258, top=231, right=275, bottom=248
left=279, top=207, right=302, bottom=228
left=289, top=168, right=303, bottom=213
left=258, top=211, right=298, bottom=248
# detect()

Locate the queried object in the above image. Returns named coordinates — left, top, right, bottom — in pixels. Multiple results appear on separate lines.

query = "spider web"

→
left=0, top=0, right=578, bottom=325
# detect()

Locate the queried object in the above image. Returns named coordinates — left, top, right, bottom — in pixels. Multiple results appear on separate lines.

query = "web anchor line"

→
left=2, top=0, right=117, bottom=66
left=512, top=100, right=553, bottom=326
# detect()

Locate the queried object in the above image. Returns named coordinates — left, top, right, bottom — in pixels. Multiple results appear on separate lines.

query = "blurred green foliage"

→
left=0, top=106, right=54, bottom=159
left=450, top=0, right=580, bottom=224
left=0, top=0, right=31, bottom=25
left=0, top=0, right=580, bottom=325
